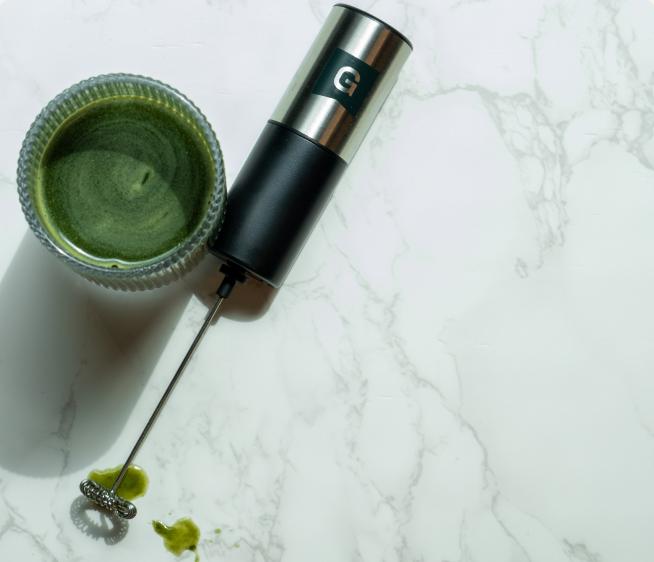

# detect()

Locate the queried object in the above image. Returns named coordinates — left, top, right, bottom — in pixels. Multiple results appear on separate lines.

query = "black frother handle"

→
left=208, top=121, right=347, bottom=288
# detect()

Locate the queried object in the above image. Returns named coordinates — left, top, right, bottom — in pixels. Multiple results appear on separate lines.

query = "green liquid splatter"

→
left=87, top=464, right=149, bottom=501
left=153, top=518, right=201, bottom=561
left=34, top=96, right=215, bottom=268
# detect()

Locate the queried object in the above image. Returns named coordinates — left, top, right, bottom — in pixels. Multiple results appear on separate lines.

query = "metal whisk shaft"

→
left=79, top=292, right=227, bottom=519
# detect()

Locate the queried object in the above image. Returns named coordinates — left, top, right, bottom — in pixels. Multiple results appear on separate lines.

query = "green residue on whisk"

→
left=153, top=518, right=201, bottom=561
left=87, top=464, right=148, bottom=501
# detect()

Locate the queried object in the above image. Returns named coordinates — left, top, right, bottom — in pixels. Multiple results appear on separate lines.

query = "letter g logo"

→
left=333, top=66, right=361, bottom=97
left=311, top=48, right=379, bottom=115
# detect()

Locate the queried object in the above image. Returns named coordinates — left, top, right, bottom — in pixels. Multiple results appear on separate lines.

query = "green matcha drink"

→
left=152, top=518, right=201, bottom=561
left=88, top=464, right=149, bottom=501
left=18, top=74, right=226, bottom=289
left=36, top=97, right=214, bottom=266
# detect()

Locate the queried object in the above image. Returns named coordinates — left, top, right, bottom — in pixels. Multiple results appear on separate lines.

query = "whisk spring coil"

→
left=79, top=479, right=137, bottom=520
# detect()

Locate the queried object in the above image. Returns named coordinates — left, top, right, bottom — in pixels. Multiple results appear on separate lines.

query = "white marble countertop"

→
left=2, top=0, right=654, bottom=560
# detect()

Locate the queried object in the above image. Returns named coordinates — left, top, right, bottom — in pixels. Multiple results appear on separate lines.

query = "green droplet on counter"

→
left=152, top=518, right=201, bottom=560
left=87, top=464, right=148, bottom=501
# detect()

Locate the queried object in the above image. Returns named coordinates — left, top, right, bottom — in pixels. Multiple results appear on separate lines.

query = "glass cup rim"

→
left=17, top=73, right=226, bottom=290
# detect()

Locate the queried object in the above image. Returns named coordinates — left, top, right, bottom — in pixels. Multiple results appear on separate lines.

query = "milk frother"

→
left=80, top=3, right=412, bottom=518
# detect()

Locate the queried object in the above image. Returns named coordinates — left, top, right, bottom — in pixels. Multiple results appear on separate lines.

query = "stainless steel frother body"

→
left=209, top=4, right=412, bottom=287
left=81, top=3, right=411, bottom=518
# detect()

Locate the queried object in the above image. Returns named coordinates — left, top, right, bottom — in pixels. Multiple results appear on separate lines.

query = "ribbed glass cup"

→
left=17, top=73, right=226, bottom=290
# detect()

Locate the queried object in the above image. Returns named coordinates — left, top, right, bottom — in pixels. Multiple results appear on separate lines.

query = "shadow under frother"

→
left=0, top=233, right=191, bottom=477
left=69, top=495, right=129, bottom=545
left=0, top=234, right=279, bottom=479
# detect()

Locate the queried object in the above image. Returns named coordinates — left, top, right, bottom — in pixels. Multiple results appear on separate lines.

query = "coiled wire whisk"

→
left=79, top=479, right=137, bottom=519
